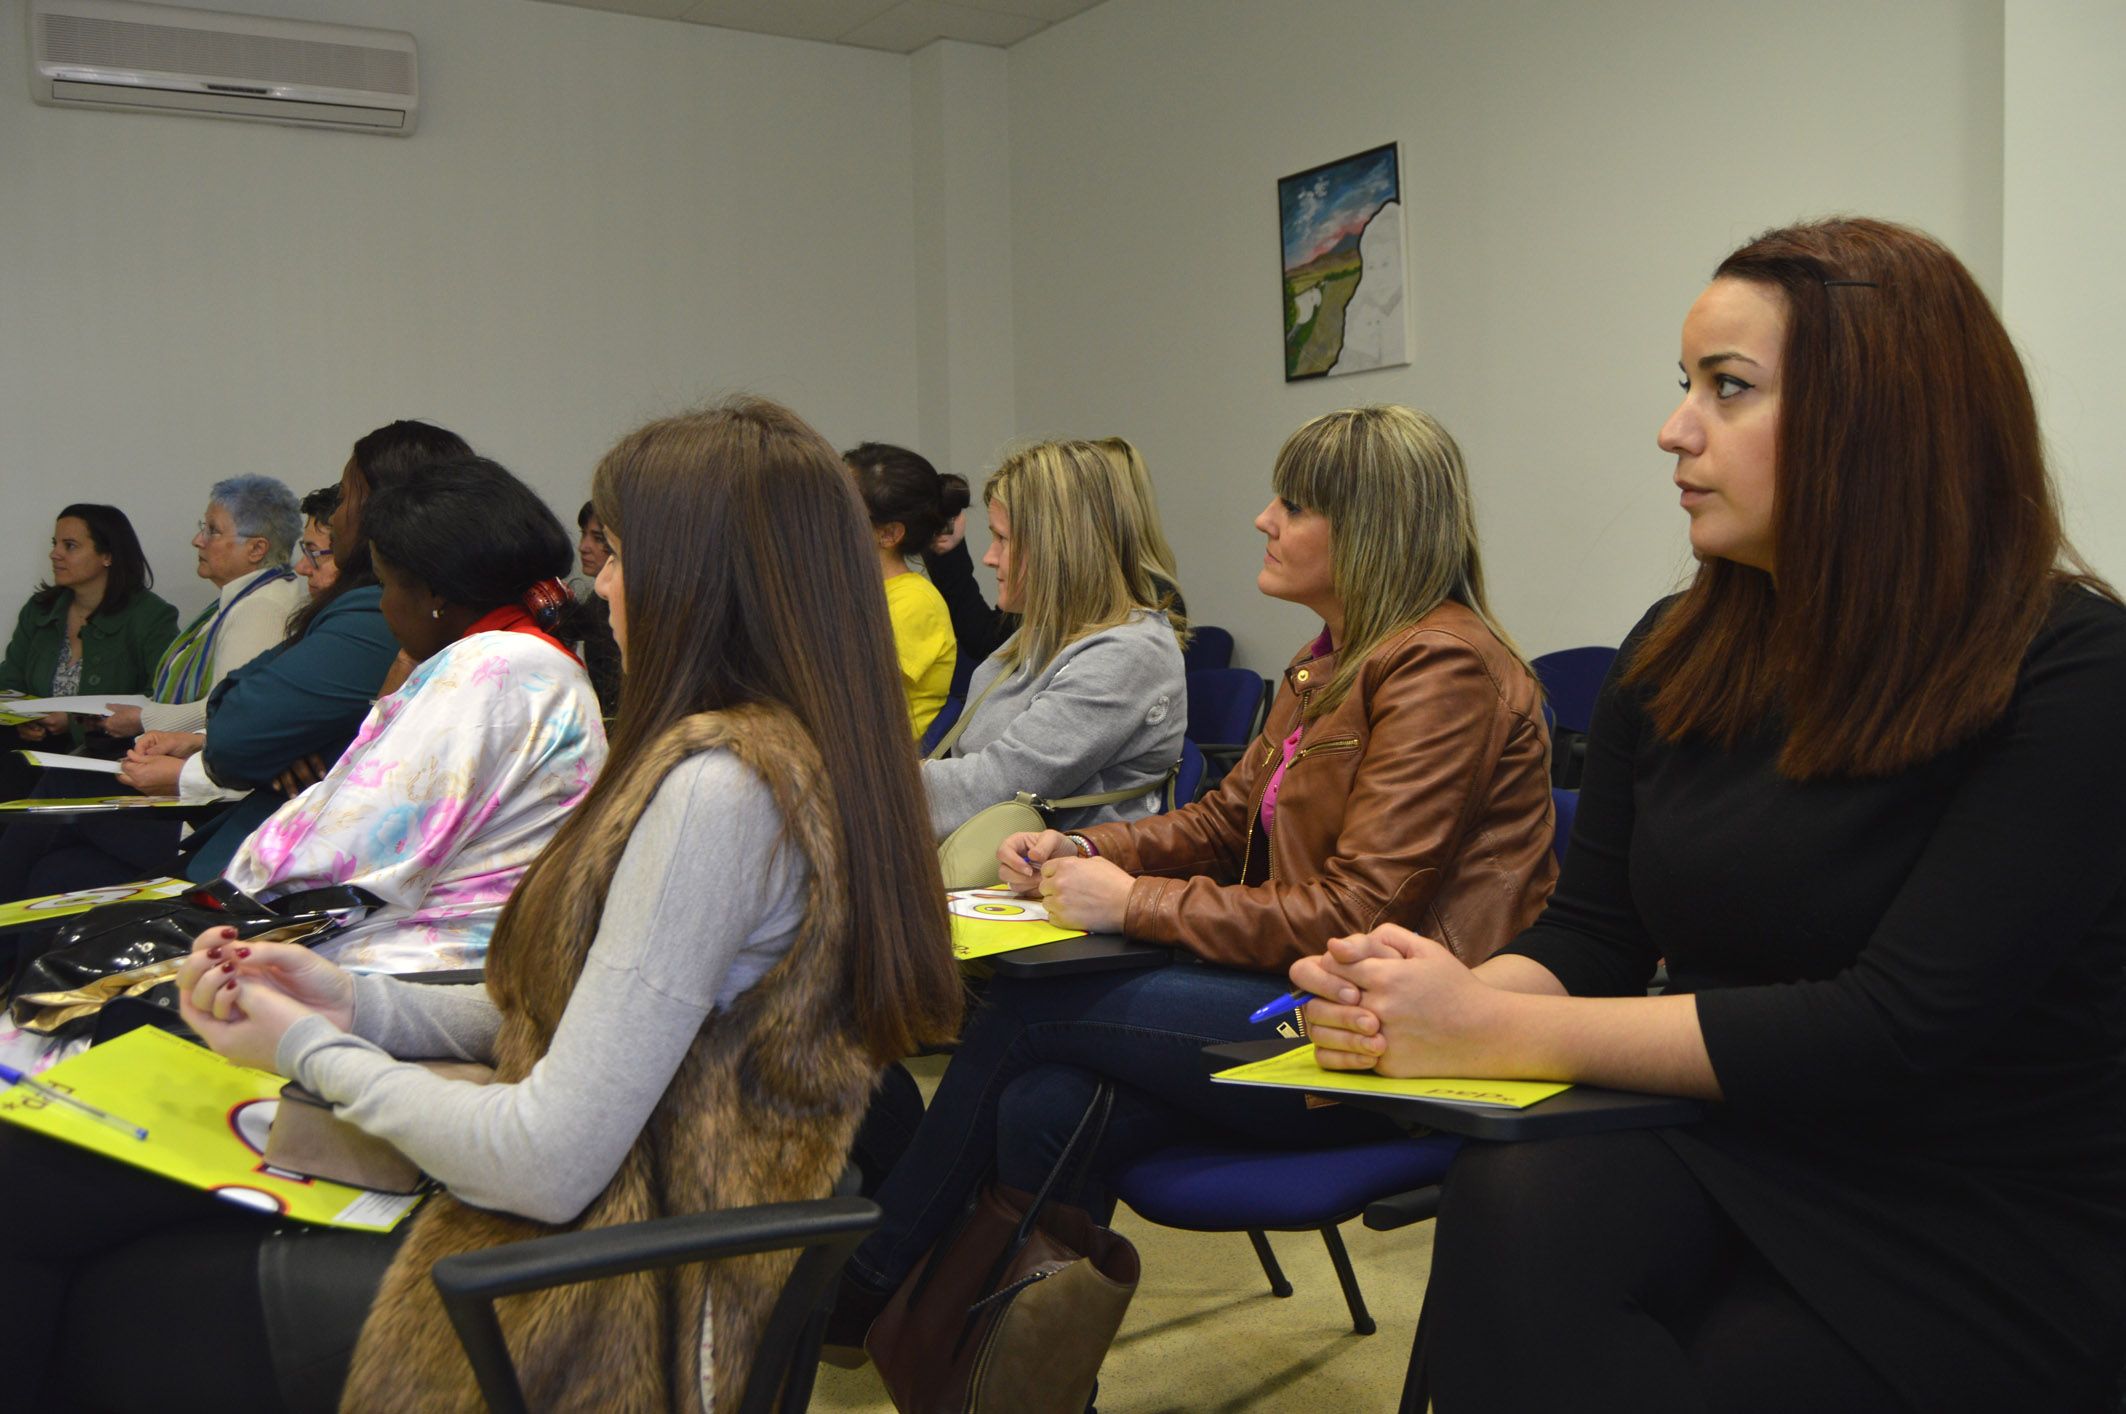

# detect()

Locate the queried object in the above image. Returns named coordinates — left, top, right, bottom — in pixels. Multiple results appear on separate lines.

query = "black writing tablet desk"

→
left=983, top=932, right=1172, bottom=979
left=1201, top=1038, right=1705, bottom=1141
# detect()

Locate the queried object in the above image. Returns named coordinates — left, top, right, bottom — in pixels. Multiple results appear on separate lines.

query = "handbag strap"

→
left=925, top=664, right=1011, bottom=762
left=950, top=1082, right=1116, bottom=1354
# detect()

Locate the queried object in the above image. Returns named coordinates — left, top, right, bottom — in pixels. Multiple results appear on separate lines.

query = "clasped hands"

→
left=116, top=731, right=203, bottom=795
left=175, top=927, right=356, bottom=1074
left=995, top=829, right=1134, bottom=933
left=1294, top=924, right=1516, bottom=1079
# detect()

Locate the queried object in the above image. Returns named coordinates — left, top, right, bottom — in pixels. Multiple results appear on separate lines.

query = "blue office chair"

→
left=1183, top=625, right=1234, bottom=673
left=1188, top=668, right=1269, bottom=792
left=1112, top=1133, right=1462, bottom=1336
left=1167, top=738, right=1206, bottom=810
left=1531, top=646, right=1617, bottom=788
left=1550, top=786, right=1577, bottom=869
left=918, top=694, right=964, bottom=754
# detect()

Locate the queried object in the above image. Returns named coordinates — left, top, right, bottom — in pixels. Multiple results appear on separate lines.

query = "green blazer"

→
left=1, top=586, right=180, bottom=745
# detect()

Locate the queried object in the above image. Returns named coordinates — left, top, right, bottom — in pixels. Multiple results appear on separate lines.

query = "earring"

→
left=430, top=608, right=441, bottom=619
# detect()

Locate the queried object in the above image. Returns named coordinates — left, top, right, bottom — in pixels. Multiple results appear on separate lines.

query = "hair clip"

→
left=1822, top=279, right=1880, bottom=288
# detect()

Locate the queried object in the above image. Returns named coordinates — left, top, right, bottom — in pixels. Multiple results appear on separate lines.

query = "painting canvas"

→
left=1279, top=143, right=1408, bottom=381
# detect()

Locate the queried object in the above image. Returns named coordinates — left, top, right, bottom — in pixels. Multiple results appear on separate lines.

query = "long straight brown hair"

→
left=568, top=396, right=960, bottom=1060
left=1629, top=217, right=2114, bottom=779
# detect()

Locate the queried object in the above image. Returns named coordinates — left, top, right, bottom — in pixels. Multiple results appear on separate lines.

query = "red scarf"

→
left=464, top=601, right=579, bottom=663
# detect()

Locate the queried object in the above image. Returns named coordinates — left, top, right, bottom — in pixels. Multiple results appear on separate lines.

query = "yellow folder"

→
left=1212, top=1043, right=1572, bottom=1110
left=0, top=1027, right=424, bottom=1231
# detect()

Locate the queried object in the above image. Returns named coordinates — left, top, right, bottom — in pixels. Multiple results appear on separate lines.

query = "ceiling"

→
left=526, top=0, right=1109, bottom=54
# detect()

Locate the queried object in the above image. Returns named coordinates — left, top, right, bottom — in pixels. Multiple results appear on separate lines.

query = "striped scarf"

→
left=149, top=566, right=294, bottom=704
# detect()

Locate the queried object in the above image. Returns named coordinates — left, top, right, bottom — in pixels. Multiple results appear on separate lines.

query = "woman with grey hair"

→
left=101, top=474, right=306, bottom=738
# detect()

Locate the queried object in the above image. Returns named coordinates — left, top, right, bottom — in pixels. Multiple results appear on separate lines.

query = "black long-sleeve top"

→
left=1500, top=585, right=2126, bottom=1410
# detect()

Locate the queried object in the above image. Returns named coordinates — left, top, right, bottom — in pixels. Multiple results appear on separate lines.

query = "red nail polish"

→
left=235, top=947, right=251, bottom=958
left=223, top=980, right=237, bottom=991
left=206, top=947, right=224, bottom=960
left=221, top=927, right=238, bottom=938
left=220, top=961, right=235, bottom=973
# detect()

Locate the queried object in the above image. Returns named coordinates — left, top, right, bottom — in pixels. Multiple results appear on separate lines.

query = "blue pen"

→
left=1247, top=989, right=1315, bottom=1026
left=0, top=1062, right=149, bottom=1141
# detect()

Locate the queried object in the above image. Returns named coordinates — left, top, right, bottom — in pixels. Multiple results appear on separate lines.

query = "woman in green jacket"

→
left=1, top=504, right=176, bottom=756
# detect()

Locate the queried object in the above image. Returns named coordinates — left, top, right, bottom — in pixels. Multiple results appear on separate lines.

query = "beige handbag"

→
left=929, top=676, right=1175, bottom=889
left=265, top=1059, right=495, bottom=1193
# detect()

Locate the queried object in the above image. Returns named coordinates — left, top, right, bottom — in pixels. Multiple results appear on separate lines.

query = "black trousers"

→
left=1426, top=1130, right=1905, bottom=1414
left=0, top=1125, right=399, bottom=1412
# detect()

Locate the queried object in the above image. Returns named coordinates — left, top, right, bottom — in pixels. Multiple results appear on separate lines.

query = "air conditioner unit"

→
left=29, top=0, right=418, bottom=136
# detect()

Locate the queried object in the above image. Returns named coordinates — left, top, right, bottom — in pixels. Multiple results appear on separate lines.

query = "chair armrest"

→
left=431, top=1194, right=879, bottom=1414
left=1361, top=1185, right=1442, bottom=1232
left=432, top=1196, right=879, bottom=1301
left=399, top=969, right=484, bottom=987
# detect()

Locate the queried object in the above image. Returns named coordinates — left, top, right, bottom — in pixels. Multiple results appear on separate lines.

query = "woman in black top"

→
left=1295, top=217, right=2126, bottom=1411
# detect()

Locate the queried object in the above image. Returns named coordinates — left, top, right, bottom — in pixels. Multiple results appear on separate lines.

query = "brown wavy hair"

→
left=580, top=396, right=961, bottom=1060
left=1628, top=217, right=2115, bottom=779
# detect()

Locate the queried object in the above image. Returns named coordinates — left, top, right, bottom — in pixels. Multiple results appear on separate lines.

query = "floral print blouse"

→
left=223, top=626, right=607, bottom=972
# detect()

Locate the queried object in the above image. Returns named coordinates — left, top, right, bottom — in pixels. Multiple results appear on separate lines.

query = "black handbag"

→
left=8, top=877, right=380, bottom=1039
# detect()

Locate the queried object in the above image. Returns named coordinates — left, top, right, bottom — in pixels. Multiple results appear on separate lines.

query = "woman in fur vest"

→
left=0, top=396, right=963, bottom=1412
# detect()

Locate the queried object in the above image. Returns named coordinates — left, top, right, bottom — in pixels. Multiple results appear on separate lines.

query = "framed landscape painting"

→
left=1278, top=142, right=1408, bottom=381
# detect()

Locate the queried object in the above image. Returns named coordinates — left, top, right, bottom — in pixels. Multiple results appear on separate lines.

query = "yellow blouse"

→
left=883, top=571, right=957, bottom=737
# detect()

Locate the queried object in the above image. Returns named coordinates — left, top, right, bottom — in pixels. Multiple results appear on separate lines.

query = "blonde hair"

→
left=985, top=439, right=1179, bottom=675
left=1272, top=405, right=1524, bottom=715
left=1092, top=436, right=1190, bottom=643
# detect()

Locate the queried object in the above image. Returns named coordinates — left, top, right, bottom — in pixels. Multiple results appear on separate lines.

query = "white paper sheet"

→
left=14, top=751, right=126, bottom=774
left=3, top=695, right=150, bottom=715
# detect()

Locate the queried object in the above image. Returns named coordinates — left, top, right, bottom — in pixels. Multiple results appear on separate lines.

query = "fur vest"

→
left=340, top=704, right=876, bottom=1412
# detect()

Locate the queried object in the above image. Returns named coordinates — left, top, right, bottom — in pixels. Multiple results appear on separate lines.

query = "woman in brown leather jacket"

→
left=830, top=404, right=1556, bottom=1357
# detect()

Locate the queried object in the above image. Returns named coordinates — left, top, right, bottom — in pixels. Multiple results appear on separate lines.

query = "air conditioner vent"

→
left=30, top=1, right=418, bottom=136
left=40, top=12, right=414, bottom=95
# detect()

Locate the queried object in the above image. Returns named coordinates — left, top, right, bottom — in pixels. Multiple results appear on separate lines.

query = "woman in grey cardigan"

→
left=921, top=438, right=1187, bottom=837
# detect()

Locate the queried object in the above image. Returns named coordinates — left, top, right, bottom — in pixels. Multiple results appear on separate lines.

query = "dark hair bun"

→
left=938, top=473, right=971, bottom=521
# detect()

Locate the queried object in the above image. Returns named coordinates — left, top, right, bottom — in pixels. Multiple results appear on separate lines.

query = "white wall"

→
left=2004, top=0, right=2126, bottom=585
left=911, top=40, right=1015, bottom=510
left=1006, top=0, right=2006, bottom=667
left=0, top=0, right=919, bottom=618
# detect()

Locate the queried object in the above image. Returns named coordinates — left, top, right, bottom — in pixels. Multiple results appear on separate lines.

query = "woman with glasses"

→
left=294, top=484, right=340, bottom=595
left=97, top=477, right=305, bottom=742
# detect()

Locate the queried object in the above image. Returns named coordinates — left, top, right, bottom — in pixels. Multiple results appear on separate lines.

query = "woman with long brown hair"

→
left=0, top=397, right=962, bottom=1411
left=1296, top=219, right=2126, bottom=1410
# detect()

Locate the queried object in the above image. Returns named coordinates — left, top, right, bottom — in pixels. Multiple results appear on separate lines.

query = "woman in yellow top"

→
left=846, top=442, right=965, bottom=736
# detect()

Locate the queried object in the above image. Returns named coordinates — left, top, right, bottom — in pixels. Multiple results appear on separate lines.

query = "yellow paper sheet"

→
left=0, top=1028, right=423, bottom=1231
left=948, top=888, right=1086, bottom=960
left=1212, top=1043, right=1572, bottom=1110
left=0, top=876, right=191, bottom=930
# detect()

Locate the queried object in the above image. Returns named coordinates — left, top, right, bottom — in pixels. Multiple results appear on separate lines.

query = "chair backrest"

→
left=1186, top=668, right=1267, bottom=747
left=1169, top=738, right=1206, bottom=810
left=1550, top=787, right=1577, bottom=869
left=1182, top=625, right=1234, bottom=673
left=918, top=694, right=964, bottom=754
left=1530, top=646, right=1618, bottom=734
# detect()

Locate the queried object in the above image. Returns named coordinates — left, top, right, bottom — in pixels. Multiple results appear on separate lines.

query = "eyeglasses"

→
left=298, top=543, right=334, bottom=569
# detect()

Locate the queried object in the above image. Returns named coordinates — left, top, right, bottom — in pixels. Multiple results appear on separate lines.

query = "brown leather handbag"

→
left=867, top=1086, right=1140, bottom=1413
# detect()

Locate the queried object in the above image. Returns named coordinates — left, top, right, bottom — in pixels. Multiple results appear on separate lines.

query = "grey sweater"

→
left=275, top=749, right=805, bottom=1225
left=922, top=609, right=1186, bottom=837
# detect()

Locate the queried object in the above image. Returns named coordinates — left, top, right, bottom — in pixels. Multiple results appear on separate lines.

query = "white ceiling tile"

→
left=677, top=0, right=900, bottom=43
left=529, top=0, right=699, bottom=19
left=947, top=0, right=1104, bottom=22
left=839, top=0, right=1046, bottom=52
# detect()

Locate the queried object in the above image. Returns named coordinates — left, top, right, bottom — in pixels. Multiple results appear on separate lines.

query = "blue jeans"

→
left=848, top=959, right=1401, bottom=1292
